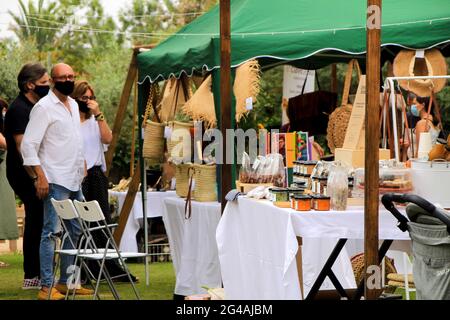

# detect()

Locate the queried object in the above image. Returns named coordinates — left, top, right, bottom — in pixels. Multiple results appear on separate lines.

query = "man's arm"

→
left=21, top=105, right=50, bottom=199
left=0, top=132, right=6, bottom=150
left=12, top=133, right=35, bottom=177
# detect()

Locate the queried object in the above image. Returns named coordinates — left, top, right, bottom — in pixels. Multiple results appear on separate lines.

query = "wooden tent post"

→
left=220, top=0, right=232, bottom=213
left=114, top=160, right=141, bottom=245
left=108, top=45, right=156, bottom=245
left=130, top=73, right=138, bottom=177
left=365, top=0, right=381, bottom=300
left=105, top=52, right=138, bottom=177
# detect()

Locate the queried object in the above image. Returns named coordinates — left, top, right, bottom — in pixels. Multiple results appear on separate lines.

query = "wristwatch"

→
left=95, top=112, right=105, bottom=121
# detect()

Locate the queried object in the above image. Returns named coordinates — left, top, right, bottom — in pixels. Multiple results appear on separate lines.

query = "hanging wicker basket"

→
left=192, top=163, right=217, bottom=202
left=175, top=163, right=194, bottom=198
left=167, top=121, right=194, bottom=162
left=326, top=104, right=353, bottom=153
left=143, top=120, right=166, bottom=164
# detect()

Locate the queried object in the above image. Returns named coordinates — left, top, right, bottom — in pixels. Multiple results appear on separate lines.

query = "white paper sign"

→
left=245, top=97, right=253, bottom=110
left=164, top=126, right=172, bottom=139
left=415, top=50, right=425, bottom=58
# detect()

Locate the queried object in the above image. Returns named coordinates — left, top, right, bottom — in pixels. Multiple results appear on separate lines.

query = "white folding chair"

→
left=50, top=199, right=121, bottom=300
left=73, top=200, right=147, bottom=300
left=50, top=199, right=100, bottom=300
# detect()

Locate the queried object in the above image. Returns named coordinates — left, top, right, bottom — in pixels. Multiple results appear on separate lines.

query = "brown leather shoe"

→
left=55, top=283, right=94, bottom=296
left=37, top=287, right=65, bottom=300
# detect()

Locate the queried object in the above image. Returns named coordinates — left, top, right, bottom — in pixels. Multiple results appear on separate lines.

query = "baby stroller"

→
left=382, top=193, right=450, bottom=300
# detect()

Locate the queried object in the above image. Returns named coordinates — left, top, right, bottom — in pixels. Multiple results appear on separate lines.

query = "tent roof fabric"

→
left=137, top=0, right=450, bottom=83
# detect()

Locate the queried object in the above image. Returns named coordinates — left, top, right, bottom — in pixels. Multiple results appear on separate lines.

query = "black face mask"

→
left=33, top=84, right=50, bottom=98
left=53, top=80, right=75, bottom=96
left=76, top=100, right=90, bottom=114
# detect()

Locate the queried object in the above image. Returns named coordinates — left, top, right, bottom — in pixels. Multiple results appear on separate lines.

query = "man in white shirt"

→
left=21, top=63, right=93, bottom=300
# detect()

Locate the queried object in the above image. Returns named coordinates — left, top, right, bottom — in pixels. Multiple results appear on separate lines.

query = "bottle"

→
left=327, top=164, right=348, bottom=211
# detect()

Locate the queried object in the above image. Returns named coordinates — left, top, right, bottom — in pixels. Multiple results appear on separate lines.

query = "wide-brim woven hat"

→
left=393, top=49, right=448, bottom=97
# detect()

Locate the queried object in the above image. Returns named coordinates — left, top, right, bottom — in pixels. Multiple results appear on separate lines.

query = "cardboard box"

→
left=335, top=148, right=391, bottom=168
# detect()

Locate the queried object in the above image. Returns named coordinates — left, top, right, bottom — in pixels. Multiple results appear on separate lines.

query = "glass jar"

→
left=311, top=176, right=320, bottom=194
left=269, top=188, right=290, bottom=202
left=327, top=164, right=348, bottom=211
left=293, top=195, right=312, bottom=211
left=348, top=176, right=354, bottom=198
left=304, top=161, right=318, bottom=175
left=313, top=195, right=331, bottom=211
left=319, top=177, right=328, bottom=196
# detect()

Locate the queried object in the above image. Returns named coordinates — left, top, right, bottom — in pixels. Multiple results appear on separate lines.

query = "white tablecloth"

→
left=162, top=197, right=222, bottom=296
left=216, top=197, right=410, bottom=300
left=109, top=190, right=177, bottom=252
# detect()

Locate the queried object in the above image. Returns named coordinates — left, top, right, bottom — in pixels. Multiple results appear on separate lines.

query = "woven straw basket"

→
left=143, top=120, right=166, bottom=164
left=167, top=121, right=194, bottom=161
left=327, top=104, right=352, bottom=153
left=175, top=163, right=193, bottom=198
left=192, top=164, right=217, bottom=202
left=351, top=253, right=397, bottom=285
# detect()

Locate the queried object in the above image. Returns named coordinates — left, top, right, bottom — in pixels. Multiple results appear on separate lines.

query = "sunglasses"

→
left=79, top=95, right=96, bottom=101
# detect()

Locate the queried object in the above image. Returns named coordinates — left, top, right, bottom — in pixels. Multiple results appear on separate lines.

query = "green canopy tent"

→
left=137, top=0, right=450, bottom=83
left=132, top=0, right=449, bottom=295
left=136, top=0, right=449, bottom=201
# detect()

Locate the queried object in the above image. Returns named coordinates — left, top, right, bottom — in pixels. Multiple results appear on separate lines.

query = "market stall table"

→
left=216, top=197, right=410, bottom=300
left=109, top=190, right=177, bottom=252
left=162, top=197, right=222, bottom=297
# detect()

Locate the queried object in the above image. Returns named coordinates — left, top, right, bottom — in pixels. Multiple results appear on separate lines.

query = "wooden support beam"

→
left=113, top=160, right=141, bottom=245
left=220, top=0, right=232, bottom=213
left=105, top=53, right=138, bottom=177
left=365, top=0, right=381, bottom=300
left=130, top=73, right=138, bottom=177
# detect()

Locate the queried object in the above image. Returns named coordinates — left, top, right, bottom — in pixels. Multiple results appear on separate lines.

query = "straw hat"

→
left=393, top=49, right=448, bottom=97
left=182, top=75, right=217, bottom=129
left=159, top=77, right=191, bottom=122
left=233, top=59, right=261, bottom=123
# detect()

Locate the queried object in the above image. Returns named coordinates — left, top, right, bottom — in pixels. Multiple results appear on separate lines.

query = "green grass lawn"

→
left=0, top=253, right=176, bottom=300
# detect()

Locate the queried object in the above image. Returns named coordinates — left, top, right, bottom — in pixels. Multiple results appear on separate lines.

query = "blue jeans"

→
left=40, top=183, right=83, bottom=288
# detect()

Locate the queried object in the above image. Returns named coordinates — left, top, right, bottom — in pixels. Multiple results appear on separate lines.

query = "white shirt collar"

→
left=49, top=89, right=75, bottom=106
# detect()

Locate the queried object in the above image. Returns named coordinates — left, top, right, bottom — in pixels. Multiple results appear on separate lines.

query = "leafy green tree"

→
left=0, top=39, right=40, bottom=103
left=8, top=0, right=61, bottom=54
left=118, top=0, right=170, bottom=46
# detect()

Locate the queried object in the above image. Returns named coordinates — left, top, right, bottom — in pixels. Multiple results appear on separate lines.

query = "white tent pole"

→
left=142, top=164, right=149, bottom=286
left=388, top=78, right=400, bottom=161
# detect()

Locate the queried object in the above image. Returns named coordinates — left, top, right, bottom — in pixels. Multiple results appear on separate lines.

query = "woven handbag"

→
left=142, top=84, right=166, bottom=164
left=192, top=163, right=217, bottom=202
left=167, top=121, right=194, bottom=162
left=175, top=163, right=193, bottom=198
left=351, top=252, right=397, bottom=285
left=327, top=59, right=361, bottom=153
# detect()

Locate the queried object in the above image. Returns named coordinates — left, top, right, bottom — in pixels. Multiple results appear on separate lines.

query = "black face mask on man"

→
left=33, top=84, right=50, bottom=98
left=76, top=100, right=90, bottom=114
left=53, top=80, right=75, bottom=96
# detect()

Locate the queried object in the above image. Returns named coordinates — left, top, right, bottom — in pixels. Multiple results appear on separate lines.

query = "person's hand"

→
left=399, top=138, right=410, bottom=148
left=87, top=99, right=101, bottom=116
left=34, top=175, right=49, bottom=199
